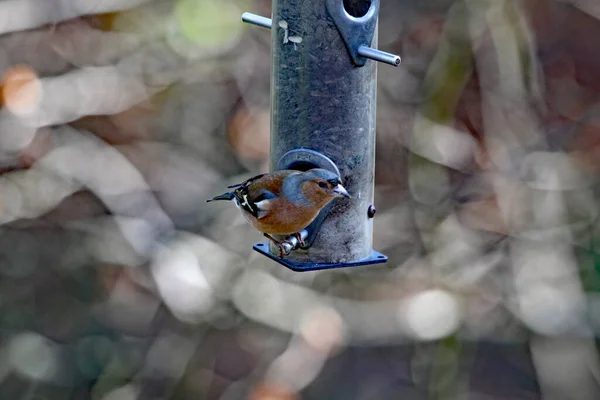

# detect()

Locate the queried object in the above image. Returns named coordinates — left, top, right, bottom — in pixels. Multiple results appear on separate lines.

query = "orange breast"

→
left=243, top=199, right=321, bottom=235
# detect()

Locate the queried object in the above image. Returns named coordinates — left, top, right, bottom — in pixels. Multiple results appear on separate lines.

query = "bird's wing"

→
left=227, top=173, right=266, bottom=189
left=234, top=187, right=277, bottom=219
left=251, top=190, right=278, bottom=219
left=230, top=170, right=296, bottom=219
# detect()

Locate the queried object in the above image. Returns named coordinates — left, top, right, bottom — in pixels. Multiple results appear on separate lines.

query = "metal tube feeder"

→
left=241, top=0, right=399, bottom=271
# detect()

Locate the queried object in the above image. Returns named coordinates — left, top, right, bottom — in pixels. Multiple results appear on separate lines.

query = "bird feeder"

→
left=241, top=0, right=399, bottom=271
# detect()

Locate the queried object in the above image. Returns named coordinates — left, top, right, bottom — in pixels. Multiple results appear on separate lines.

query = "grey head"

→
left=283, top=168, right=350, bottom=205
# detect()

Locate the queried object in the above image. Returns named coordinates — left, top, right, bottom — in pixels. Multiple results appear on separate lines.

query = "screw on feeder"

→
left=368, top=205, right=376, bottom=218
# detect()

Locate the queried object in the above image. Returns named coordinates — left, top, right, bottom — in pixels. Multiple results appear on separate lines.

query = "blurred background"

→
left=1, top=0, right=600, bottom=399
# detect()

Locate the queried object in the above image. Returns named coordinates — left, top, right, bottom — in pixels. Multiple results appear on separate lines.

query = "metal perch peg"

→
left=357, top=45, right=400, bottom=66
left=279, top=229, right=309, bottom=256
left=241, top=12, right=272, bottom=29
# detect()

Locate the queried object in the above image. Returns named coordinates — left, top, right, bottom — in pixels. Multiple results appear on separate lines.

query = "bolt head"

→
left=367, top=205, right=376, bottom=218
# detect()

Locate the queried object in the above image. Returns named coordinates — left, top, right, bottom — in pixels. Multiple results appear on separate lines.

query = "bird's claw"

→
left=276, top=243, right=287, bottom=258
left=292, top=232, right=306, bottom=248
left=264, top=233, right=289, bottom=258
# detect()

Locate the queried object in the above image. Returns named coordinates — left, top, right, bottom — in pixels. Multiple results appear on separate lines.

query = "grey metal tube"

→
left=270, top=0, right=377, bottom=263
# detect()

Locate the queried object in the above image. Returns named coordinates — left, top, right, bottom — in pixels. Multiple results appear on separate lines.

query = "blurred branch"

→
left=568, top=0, right=600, bottom=20
left=0, top=126, right=175, bottom=258
left=466, top=1, right=600, bottom=398
left=0, top=0, right=157, bottom=35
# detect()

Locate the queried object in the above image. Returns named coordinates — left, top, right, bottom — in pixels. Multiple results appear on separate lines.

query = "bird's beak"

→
left=332, top=184, right=351, bottom=199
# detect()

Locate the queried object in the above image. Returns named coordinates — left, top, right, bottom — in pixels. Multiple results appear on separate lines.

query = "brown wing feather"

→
left=231, top=170, right=296, bottom=220
left=245, top=170, right=297, bottom=201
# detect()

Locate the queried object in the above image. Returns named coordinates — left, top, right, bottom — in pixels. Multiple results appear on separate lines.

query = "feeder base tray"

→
left=252, top=242, right=388, bottom=272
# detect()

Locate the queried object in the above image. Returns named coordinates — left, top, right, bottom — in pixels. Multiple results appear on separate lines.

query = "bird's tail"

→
left=206, top=192, right=235, bottom=202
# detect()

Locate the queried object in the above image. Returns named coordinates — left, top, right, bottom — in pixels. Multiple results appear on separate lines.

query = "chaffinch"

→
left=207, top=168, right=350, bottom=256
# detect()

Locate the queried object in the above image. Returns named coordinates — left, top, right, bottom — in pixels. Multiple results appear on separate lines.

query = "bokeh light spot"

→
left=1, top=65, right=42, bottom=116
left=8, top=332, right=57, bottom=381
left=173, top=0, right=245, bottom=52
left=299, top=306, right=346, bottom=354
left=404, top=289, right=461, bottom=340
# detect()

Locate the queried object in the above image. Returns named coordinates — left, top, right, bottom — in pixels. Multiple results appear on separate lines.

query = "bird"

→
left=207, top=168, right=350, bottom=257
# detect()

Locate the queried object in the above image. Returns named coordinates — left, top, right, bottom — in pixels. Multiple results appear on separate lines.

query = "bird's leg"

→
left=263, top=233, right=287, bottom=258
left=292, top=232, right=306, bottom=248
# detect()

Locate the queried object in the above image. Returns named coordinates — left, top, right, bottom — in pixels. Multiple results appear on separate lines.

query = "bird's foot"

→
left=292, top=232, right=306, bottom=248
left=275, top=243, right=287, bottom=258
left=264, top=233, right=288, bottom=258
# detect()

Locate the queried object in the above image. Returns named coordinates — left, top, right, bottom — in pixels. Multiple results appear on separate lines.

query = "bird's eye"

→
left=317, top=181, right=328, bottom=189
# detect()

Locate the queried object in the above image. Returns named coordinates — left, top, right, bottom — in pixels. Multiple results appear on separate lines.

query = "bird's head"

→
left=298, top=168, right=350, bottom=207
